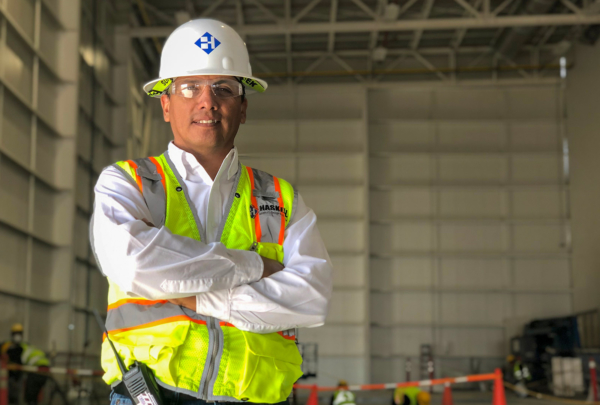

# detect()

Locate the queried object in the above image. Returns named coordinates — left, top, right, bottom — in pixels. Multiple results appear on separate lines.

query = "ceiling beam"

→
left=331, top=54, right=365, bottom=81
left=412, top=51, right=448, bottom=81
left=349, top=0, right=379, bottom=20
left=560, top=0, right=584, bottom=14
left=285, top=0, right=292, bottom=81
left=327, top=0, right=338, bottom=53
left=453, top=0, right=482, bottom=17
left=251, top=45, right=556, bottom=60
left=296, top=54, right=329, bottom=83
left=411, top=0, right=436, bottom=50
left=246, top=0, right=283, bottom=23
left=293, top=0, right=324, bottom=24
left=452, top=0, right=484, bottom=49
left=234, top=0, right=247, bottom=42
left=201, top=0, right=227, bottom=17
left=130, top=13, right=600, bottom=37
left=493, top=0, right=516, bottom=15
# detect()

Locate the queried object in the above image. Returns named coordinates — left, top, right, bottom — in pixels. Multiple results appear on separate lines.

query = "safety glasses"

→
left=170, top=78, right=244, bottom=99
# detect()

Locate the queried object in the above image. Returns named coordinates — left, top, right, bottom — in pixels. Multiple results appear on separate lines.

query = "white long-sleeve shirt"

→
left=92, top=142, right=333, bottom=333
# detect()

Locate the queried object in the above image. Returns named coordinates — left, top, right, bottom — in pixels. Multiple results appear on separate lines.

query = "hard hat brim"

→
left=143, top=73, right=268, bottom=98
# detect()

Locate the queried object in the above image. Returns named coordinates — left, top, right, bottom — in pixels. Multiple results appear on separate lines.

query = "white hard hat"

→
left=143, top=19, right=268, bottom=97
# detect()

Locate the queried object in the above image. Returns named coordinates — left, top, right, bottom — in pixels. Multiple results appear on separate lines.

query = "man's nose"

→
left=195, top=85, right=218, bottom=109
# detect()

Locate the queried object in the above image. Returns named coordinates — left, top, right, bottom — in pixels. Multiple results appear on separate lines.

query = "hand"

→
left=168, top=296, right=196, bottom=311
left=260, top=256, right=284, bottom=279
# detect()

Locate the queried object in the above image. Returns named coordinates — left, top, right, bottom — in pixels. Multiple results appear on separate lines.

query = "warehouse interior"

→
left=2, top=0, right=600, bottom=403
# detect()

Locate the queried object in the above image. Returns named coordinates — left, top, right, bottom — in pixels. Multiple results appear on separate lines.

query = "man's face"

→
left=11, top=332, right=22, bottom=344
left=160, top=75, right=248, bottom=153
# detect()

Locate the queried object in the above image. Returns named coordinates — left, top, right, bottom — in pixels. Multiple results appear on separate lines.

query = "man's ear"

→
left=240, top=97, right=248, bottom=124
left=160, top=94, right=171, bottom=122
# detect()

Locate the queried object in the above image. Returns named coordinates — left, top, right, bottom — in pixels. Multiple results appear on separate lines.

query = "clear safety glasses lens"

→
left=171, top=79, right=243, bottom=99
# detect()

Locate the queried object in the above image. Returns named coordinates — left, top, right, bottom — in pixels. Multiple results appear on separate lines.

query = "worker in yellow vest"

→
left=393, top=387, right=431, bottom=405
left=91, top=18, right=332, bottom=405
left=1, top=324, right=50, bottom=405
left=331, top=381, right=356, bottom=405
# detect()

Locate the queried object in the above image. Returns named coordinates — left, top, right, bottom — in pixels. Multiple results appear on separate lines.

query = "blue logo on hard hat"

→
left=195, top=32, right=221, bottom=54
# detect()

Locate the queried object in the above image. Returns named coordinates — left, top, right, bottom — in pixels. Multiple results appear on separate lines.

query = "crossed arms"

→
left=92, top=166, right=333, bottom=333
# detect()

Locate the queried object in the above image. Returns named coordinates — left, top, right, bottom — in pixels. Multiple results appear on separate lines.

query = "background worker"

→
left=1, top=324, right=49, bottom=405
left=91, top=18, right=332, bottom=405
left=392, top=387, right=431, bottom=405
left=331, top=380, right=356, bottom=405
left=506, top=355, right=531, bottom=397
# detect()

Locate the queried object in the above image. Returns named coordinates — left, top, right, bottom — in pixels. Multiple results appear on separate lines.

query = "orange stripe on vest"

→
left=126, top=160, right=143, bottom=192
left=148, top=156, right=166, bottom=191
left=107, top=299, right=168, bottom=311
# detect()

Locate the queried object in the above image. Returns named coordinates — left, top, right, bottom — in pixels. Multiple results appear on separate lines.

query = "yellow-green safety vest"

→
left=394, top=387, right=421, bottom=405
left=333, top=390, right=356, bottom=405
left=93, top=151, right=303, bottom=403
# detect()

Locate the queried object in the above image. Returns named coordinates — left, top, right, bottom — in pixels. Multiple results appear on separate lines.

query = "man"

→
left=331, top=381, right=356, bottom=405
left=91, top=18, right=332, bottom=405
left=1, top=324, right=50, bottom=405
left=506, top=355, right=530, bottom=397
left=392, top=387, right=430, bottom=405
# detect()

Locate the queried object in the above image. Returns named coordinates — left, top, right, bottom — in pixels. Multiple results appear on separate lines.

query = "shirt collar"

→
left=167, top=142, right=239, bottom=184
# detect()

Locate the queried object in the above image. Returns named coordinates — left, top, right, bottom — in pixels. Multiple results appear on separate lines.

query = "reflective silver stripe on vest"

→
left=133, top=158, right=166, bottom=228
left=106, top=303, right=208, bottom=332
left=215, top=162, right=243, bottom=243
left=250, top=168, right=288, bottom=244
left=290, top=189, right=299, bottom=225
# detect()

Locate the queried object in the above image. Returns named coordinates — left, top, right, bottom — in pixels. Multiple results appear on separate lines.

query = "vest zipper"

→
left=203, top=317, right=220, bottom=401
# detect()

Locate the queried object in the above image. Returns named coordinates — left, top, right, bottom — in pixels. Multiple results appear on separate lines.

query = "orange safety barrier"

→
left=295, top=370, right=500, bottom=392
left=297, top=369, right=507, bottom=405
left=5, top=364, right=104, bottom=377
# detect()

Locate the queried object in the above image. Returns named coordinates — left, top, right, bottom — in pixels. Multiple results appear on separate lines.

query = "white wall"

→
left=567, top=43, right=600, bottom=313
left=239, top=80, right=572, bottom=385
left=368, top=83, right=570, bottom=382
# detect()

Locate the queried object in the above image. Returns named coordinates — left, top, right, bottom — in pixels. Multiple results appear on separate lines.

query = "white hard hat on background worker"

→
left=143, top=18, right=268, bottom=97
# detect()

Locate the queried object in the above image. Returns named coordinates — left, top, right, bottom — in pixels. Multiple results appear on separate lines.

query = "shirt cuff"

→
left=196, top=289, right=231, bottom=321
left=228, top=249, right=264, bottom=284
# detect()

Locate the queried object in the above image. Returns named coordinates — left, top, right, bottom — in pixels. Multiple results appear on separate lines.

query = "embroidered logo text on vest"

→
left=249, top=205, right=258, bottom=219
left=195, top=32, right=220, bottom=54
left=260, top=204, right=288, bottom=218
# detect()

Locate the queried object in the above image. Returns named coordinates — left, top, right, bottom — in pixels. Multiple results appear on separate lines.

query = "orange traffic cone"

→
left=306, top=385, right=319, bottom=405
left=492, top=368, right=507, bottom=405
left=442, top=383, right=453, bottom=405
left=589, top=358, right=599, bottom=402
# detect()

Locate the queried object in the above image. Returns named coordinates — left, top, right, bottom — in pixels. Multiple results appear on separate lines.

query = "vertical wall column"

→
left=567, top=43, right=600, bottom=313
left=71, top=0, right=125, bottom=365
